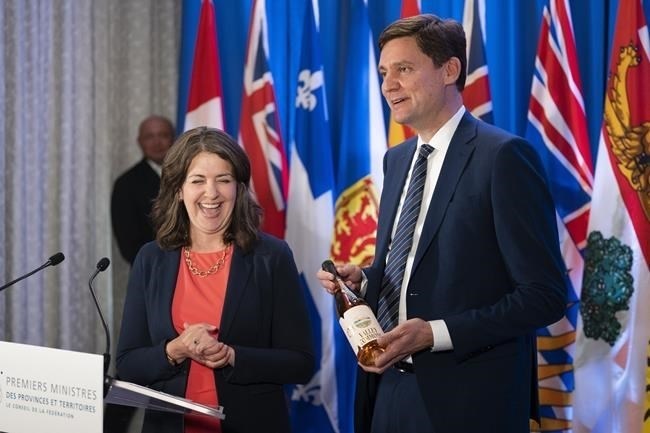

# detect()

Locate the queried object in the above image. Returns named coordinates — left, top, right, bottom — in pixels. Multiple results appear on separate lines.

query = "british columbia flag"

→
left=524, top=0, right=593, bottom=431
left=238, top=0, right=288, bottom=239
left=462, top=0, right=493, bottom=123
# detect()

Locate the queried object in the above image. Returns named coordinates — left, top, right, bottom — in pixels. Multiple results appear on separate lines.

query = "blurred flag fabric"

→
left=332, top=0, right=386, bottom=268
left=386, top=0, right=419, bottom=147
left=285, top=2, right=344, bottom=431
left=462, top=0, right=493, bottom=123
left=645, top=343, right=650, bottom=433
left=182, top=0, right=225, bottom=132
left=238, top=0, right=288, bottom=238
left=573, top=0, right=650, bottom=432
left=524, top=0, right=593, bottom=431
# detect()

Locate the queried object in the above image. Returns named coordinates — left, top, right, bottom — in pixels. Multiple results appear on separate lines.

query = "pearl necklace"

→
left=183, top=245, right=230, bottom=277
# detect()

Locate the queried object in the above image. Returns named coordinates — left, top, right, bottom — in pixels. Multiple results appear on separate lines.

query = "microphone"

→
left=0, top=252, right=65, bottom=292
left=88, top=257, right=112, bottom=396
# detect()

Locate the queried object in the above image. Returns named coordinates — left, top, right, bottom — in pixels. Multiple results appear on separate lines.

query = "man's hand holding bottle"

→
left=318, top=260, right=385, bottom=367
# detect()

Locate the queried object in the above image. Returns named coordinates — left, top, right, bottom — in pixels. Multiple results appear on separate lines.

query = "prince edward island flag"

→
left=573, top=0, right=650, bottom=431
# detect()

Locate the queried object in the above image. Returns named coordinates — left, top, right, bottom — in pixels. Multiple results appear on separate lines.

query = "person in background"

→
left=317, top=14, right=567, bottom=433
left=107, top=115, right=175, bottom=433
left=111, top=115, right=175, bottom=265
left=116, top=127, right=314, bottom=433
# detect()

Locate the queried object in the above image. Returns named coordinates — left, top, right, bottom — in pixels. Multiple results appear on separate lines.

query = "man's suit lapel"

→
left=219, top=246, right=251, bottom=340
left=412, top=113, right=478, bottom=273
left=375, top=139, right=417, bottom=263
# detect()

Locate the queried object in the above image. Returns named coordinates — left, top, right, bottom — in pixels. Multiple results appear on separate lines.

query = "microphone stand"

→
left=88, top=257, right=112, bottom=397
left=0, top=252, right=65, bottom=292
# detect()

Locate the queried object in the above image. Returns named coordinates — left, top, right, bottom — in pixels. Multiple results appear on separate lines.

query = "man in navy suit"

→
left=111, top=115, right=175, bottom=264
left=318, top=14, right=566, bottom=433
left=107, top=115, right=174, bottom=433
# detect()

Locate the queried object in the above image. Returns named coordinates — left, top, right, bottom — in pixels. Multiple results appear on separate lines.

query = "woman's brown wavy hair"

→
left=151, top=127, right=262, bottom=252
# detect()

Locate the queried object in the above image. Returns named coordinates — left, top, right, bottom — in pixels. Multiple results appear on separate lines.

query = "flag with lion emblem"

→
left=573, top=1, right=650, bottom=431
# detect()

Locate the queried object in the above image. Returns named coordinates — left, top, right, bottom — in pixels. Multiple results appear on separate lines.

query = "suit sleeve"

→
left=444, top=138, right=567, bottom=360
left=115, top=249, right=180, bottom=385
left=223, top=241, right=315, bottom=385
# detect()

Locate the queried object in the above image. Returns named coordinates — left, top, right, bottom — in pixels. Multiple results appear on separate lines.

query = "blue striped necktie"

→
left=377, top=144, right=434, bottom=331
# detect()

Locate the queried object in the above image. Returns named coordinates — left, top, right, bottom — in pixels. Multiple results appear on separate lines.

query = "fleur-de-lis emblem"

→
left=296, top=69, right=324, bottom=111
left=290, top=369, right=323, bottom=406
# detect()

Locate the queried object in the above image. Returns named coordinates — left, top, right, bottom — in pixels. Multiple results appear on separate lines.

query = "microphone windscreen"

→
left=49, top=252, right=65, bottom=266
left=96, top=257, right=111, bottom=272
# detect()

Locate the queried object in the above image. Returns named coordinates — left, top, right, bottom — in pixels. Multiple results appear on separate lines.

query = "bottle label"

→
left=338, top=318, right=358, bottom=354
left=340, top=305, right=384, bottom=353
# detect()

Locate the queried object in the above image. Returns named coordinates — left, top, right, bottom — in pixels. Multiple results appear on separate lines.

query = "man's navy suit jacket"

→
left=357, top=113, right=567, bottom=433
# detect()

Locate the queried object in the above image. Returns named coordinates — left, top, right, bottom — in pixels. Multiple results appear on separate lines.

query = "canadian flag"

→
left=184, top=0, right=225, bottom=131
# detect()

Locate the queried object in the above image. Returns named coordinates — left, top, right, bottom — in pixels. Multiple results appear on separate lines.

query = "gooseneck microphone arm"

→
left=88, top=257, right=111, bottom=396
left=0, top=252, right=65, bottom=292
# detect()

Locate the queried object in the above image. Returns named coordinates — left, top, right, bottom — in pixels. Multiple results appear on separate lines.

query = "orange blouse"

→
left=172, top=246, right=231, bottom=433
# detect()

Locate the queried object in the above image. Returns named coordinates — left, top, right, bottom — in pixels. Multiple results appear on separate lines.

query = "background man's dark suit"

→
left=116, top=235, right=314, bottom=433
left=109, top=112, right=174, bottom=431
left=111, top=159, right=160, bottom=264
left=357, top=113, right=567, bottom=432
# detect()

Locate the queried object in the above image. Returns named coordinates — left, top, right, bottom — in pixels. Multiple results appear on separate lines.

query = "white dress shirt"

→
left=146, top=159, right=163, bottom=177
left=391, top=106, right=466, bottom=352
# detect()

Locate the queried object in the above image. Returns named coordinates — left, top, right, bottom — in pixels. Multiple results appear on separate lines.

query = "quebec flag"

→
left=285, top=0, right=343, bottom=431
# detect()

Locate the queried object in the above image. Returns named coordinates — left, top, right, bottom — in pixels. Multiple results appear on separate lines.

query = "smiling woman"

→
left=115, top=127, right=315, bottom=433
left=153, top=128, right=262, bottom=254
left=179, top=151, right=237, bottom=247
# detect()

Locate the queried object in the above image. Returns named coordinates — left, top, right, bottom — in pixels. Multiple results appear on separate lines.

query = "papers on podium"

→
left=105, top=379, right=224, bottom=419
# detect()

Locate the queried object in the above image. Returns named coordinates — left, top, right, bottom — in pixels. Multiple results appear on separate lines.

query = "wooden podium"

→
left=0, top=341, right=223, bottom=433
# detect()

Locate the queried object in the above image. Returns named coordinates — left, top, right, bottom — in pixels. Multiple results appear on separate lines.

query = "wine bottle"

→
left=322, top=260, right=385, bottom=366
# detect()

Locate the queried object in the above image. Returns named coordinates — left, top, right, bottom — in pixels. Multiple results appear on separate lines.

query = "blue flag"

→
left=285, top=1, right=344, bottom=431
left=177, top=0, right=200, bottom=133
left=332, top=0, right=385, bottom=269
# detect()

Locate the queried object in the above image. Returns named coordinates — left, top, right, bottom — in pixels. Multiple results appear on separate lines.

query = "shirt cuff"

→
left=429, top=320, right=453, bottom=351
left=359, top=270, right=368, bottom=297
